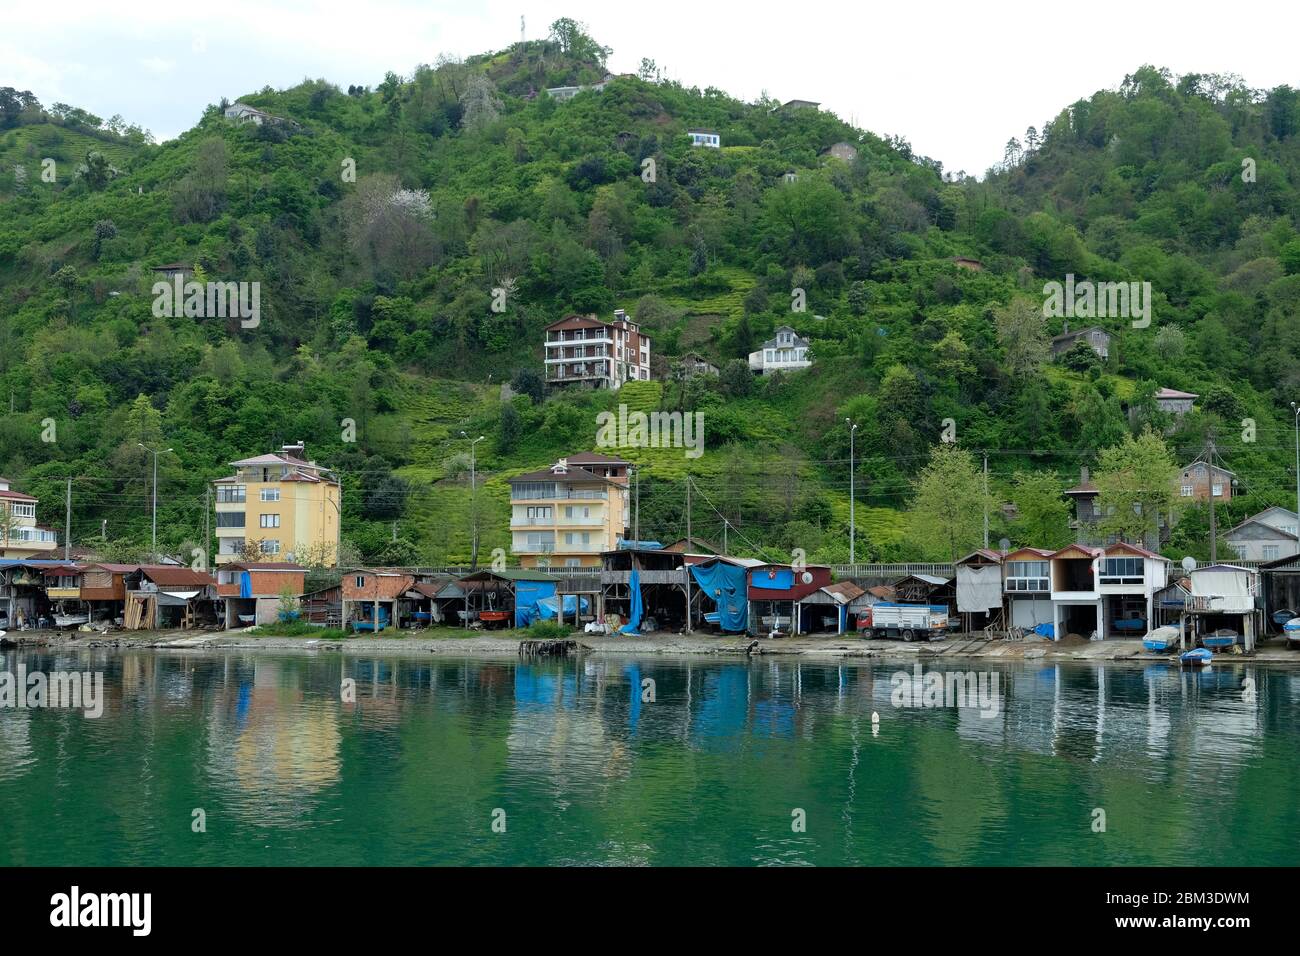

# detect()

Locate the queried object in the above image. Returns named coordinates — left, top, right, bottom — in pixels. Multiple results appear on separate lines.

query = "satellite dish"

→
left=801, top=571, right=813, bottom=584
left=1181, top=556, right=1197, bottom=572
left=999, top=538, right=1010, bottom=552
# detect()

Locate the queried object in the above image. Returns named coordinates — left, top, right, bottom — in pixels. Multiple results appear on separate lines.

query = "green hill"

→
left=2, top=36, right=1300, bottom=565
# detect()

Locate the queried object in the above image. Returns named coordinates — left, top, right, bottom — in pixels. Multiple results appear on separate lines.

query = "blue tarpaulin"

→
left=751, top=567, right=794, bottom=590
left=239, top=571, right=252, bottom=599
left=1034, top=622, right=1055, bottom=639
left=690, top=560, right=748, bottom=632
left=618, top=538, right=664, bottom=551
left=620, top=568, right=643, bottom=634
left=513, top=579, right=557, bottom=627
left=536, top=594, right=589, bottom=620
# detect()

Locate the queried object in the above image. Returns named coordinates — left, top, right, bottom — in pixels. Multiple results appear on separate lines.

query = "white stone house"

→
left=748, top=326, right=811, bottom=374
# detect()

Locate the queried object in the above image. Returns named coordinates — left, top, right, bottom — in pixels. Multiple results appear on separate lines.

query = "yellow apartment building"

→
left=0, top=477, right=59, bottom=558
left=508, top=452, right=630, bottom=568
left=213, top=442, right=340, bottom=566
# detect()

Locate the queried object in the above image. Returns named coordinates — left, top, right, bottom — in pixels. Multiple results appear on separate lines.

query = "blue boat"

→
left=1112, top=617, right=1147, bottom=634
left=1180, top=647, right=1212, bottom=666
left=1142, top=625, right=1179, bottom=653
left=1201, top=628, right=1238, bottom=650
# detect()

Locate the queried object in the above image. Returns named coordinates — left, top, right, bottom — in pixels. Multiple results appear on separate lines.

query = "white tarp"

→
left=1189, top=567, right=1255, bottom=613
left=957, top=564, right=1002, bottom=613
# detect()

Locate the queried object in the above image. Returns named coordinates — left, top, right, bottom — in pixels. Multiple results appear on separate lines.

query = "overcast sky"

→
left=4, top=0, right=1296, bottom=176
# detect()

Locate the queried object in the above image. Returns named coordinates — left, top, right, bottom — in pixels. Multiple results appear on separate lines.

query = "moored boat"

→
left=1285, top=617, right=1300, bottom=649
left=1142, top=625, right=1180, bottom=653
left=1180, top=647, right=1213, bottom=667
left=1202, top=628, right=1238, bottom=650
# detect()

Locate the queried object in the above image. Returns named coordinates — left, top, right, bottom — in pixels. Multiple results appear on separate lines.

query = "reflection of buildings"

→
left=206, top=658, right=340, bottom=819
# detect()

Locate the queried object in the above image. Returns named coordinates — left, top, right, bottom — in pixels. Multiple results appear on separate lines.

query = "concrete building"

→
left=0, top=478, right=58, bottom=559
left=508, top=452, right=630, bottom=569
left=544, top=309, right=651, bottom=390
left=1223, top=507, right=1300, bottom=562
left=1049, top=542, right=1170, bottom=640
left=213, top=442, right=340, bottom=566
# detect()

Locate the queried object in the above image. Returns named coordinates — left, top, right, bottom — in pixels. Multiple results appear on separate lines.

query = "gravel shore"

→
left=7, top=628, right=1300, bottom=666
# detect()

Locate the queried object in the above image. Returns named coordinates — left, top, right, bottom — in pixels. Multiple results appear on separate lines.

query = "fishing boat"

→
left=1180, top=647, right=1213, bottom=667
left=1142, top=625, right=1180, bottom=653
left=1202, top=628, right=1239, bottom=650
left=51, top=604, right=89, bottom=628
left=1285, top=617, right=1300, bottom=649
left=236, top=613, right=256, bottom=625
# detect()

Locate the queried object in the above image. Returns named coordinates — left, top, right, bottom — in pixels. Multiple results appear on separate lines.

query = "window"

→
left=565, top=558, right=581, bottom=568
left=259, top=514, right=280, bottom=528
left=260, top=489, right=280, bottom=502
left=1181, top=485, right=1193, bottom=497
left=216, top=485, right=246, bottom=503
left=261, top=540, right=281, bottom=555
left=1264, top=545, right=1280, bottom=561
left=1212, top=483, right=1223, bottom=497
left=11, top=503, right=34, bottom=518
left=355, top=576, right=366, bottom=588
left=1006, top=561, right=1049, bottom=592
left=525, top=506, right=552, bottom=520
left=216, top=512, right=245, bottom=528
left=1100, top=557, right=1143, bottom=585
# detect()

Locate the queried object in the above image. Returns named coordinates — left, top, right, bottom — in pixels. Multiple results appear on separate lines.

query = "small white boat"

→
left=1284, top=617, right=1300, bottom=649
left=52, top=611, right=89, bottom=628
left=1143, top=625, right=1180, bottom=653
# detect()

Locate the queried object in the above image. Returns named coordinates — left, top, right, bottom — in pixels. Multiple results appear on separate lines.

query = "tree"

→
left=510, top=367, right=544, bottom=404
left=1094, top=428, right=1180, bottom=544
left=497, top=401, right=522, bottom=454
left=1009, top=471, right=1071, bottom=549
left=908, top=445, right=992, bottom=561
left=995, top=297, right=1049, bottom=377
left=460, top=74, right=502, bottom=133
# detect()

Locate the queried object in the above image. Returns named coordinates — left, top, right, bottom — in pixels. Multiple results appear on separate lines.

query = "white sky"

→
left=3, top=0, right=1297, bottom=176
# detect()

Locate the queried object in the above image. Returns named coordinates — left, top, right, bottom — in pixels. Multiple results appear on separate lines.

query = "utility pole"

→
left=846, top=418, right=858, bottom=564
left=63, top=478, right=71, bottom=561
left=138, top=443, right=173, bottom=560
left=204, top=486, right=210, bottom=571
left=684, top=476, right=692, bottom=633
left=461, top=432, right=485, bottom=569
left=633, top=466, right=640, bottom=544
left=982, top=450, right=989, bottom=550
left=1207, top=432, right=1218, bottom=564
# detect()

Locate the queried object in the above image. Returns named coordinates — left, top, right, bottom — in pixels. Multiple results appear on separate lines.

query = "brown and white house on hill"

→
left=544, top=309, right=651, bottom=390
left=1178, top=458, right=1234, bottom=503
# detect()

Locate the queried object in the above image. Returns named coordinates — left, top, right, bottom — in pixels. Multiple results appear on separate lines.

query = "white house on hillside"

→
left=1223, top=506, right=1300, bottom=561
left=749, top=326, right=812, bottom=375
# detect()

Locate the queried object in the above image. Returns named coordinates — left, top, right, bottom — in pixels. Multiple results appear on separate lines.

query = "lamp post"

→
left=138, top=443, right=173, bottom=560
left=1291, top=403, right=1300, bottom=538
left=845, top=418, right=858, bottom=565
left=461, top=432, right=486, bottom=568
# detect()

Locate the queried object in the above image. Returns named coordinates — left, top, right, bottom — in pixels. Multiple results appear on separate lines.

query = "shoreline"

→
left=7, top=628, right=1300, bottom=666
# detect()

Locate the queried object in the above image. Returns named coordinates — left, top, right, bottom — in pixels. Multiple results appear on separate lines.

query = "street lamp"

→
left=1291, top=403, right=1300, bottom=534
left=138, top=443, right=173, bottom=559
left=461, top=432, right=486, bottom=568
left=845, top=418, right=859, bottom=565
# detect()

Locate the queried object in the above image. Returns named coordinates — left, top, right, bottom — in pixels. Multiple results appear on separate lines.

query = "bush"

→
left=526, top=620, right=572, bottom=639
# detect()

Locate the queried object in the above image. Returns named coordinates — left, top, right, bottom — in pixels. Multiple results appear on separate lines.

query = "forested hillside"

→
left=3, top=22, right=1300, bottom=566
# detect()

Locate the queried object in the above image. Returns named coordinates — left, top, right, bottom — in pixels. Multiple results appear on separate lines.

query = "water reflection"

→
left=0, top=647, right=1296, bottom=866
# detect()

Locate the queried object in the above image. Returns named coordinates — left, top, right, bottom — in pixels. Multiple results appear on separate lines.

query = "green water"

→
left=1, top=647, right=1297, bottom=866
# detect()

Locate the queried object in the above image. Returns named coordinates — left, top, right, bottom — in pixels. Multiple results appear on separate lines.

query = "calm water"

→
left=1, top=647, right=1298, bottom=866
